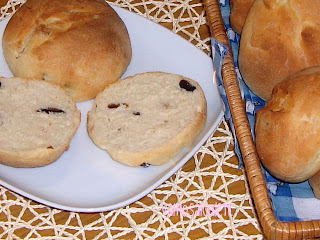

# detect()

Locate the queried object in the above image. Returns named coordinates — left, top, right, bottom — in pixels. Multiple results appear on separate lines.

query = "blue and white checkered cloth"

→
left=213, top=0, right=320, bottom=222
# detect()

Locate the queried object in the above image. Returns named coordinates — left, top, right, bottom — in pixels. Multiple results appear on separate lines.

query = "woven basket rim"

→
left=202, top=0, right=320, bottom=239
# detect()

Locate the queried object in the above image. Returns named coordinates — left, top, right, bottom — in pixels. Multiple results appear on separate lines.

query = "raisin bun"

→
left=239, top=0, right=320, bottom=100
left=2, top=0, right=132, bottom=102
left=255, top=67, right=320, bottom=182
left=87, top=72, right=207, bottom=167
left=0, top=77, right=80, bottom=168
left=230, top=0, right=255, bottom=34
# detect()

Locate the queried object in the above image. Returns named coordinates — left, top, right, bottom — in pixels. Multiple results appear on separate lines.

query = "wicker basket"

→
left=202, top=0, right=320, bottom=239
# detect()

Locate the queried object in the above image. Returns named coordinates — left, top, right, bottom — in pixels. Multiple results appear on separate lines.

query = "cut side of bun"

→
left=87, top=72, right=207, bottom=167
left=0, top=77, right=80, bottom=167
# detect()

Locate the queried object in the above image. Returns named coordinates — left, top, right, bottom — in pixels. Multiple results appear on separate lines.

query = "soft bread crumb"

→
left=87, top=72, right=207, bottom=167
left=0, top=77, right=80, bottom=167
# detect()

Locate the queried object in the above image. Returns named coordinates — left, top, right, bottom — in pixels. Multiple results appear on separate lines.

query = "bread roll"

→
left=309, top=170, right=320, bottom=199
left=0, top=77, right=80, bottom=168
left=239, top=0, right=320, bottom=100
left=2, top=0, right=132, bottom=102
left=87, top=72, right=207, bottom=167
left=255, top=67, right=320, bottom=182
left=230, top=0, right=254, bottom=34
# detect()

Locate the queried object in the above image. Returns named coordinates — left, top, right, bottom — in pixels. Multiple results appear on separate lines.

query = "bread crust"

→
left=0, top=146, right=68, bottom=168
left=2, top=0, right=132, bottom=102
left=87, top=72, right=207, bottom=167
left=309, top=170, right=320, bottom=199
left=230, top=0, right=254, bottom=34
left=104, top=114, right=206, bottom=166
left=255, top=67, right=320, bottom=182
left=239, top=0, right=320, bottom=100
left=0, top=77, right=81, bottom=168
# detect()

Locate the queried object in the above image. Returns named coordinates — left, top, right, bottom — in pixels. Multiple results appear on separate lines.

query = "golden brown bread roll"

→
left=255, top=66, right=320, bottom=183
left=239, top=0, right=320, bottom=100
left=2, top=0, right=132, bottom=102
left=230, top=0, right=254, bottom=34
left=309, top=170, right=320, bottom=199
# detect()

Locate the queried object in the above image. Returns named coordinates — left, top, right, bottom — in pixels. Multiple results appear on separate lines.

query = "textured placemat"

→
left=0, top=0, right=263, bottom=239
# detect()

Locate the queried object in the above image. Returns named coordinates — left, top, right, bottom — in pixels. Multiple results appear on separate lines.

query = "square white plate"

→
left=0, top=5, right=224, bottom=212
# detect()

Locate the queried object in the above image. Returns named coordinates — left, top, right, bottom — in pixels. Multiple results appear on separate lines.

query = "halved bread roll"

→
left=0, top=77, right=80, bottom=167
left=87, top=72, right=207, bottom=167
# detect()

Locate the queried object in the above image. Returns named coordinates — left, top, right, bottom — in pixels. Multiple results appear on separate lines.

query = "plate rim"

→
left=0, top=4, right=224, bottom=212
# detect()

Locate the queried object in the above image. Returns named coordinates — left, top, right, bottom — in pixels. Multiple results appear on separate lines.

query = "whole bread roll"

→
left=309, top=170, right=320, bottom=199
left=239, top=0, right=320, bottom=100
left=230, top=0, right=254, bottom=34
left=2, top=0, right=132, bottom=102
left=0, top=77, right=80, bottom=168
left=255, top=67, right=320, bottom=182
left=87, top=72, right=207, bottom=167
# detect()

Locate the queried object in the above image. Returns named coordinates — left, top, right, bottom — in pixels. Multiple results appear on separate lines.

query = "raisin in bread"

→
left=0, top=77, right=80, bottom=167
left=87, top=72, right=207, bottom=167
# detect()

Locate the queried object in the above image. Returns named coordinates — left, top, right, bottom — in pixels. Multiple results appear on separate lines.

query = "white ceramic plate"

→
left=0, top=5, right=224, bottom=212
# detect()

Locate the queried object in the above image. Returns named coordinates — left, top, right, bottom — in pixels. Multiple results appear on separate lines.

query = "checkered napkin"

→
left=213, top=0, right=320, bottom=221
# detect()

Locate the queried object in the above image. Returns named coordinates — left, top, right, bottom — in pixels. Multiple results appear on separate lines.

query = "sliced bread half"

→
left=0, top=77, right=80, bottom=167
left=87, top=72, right=207, bottom=167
